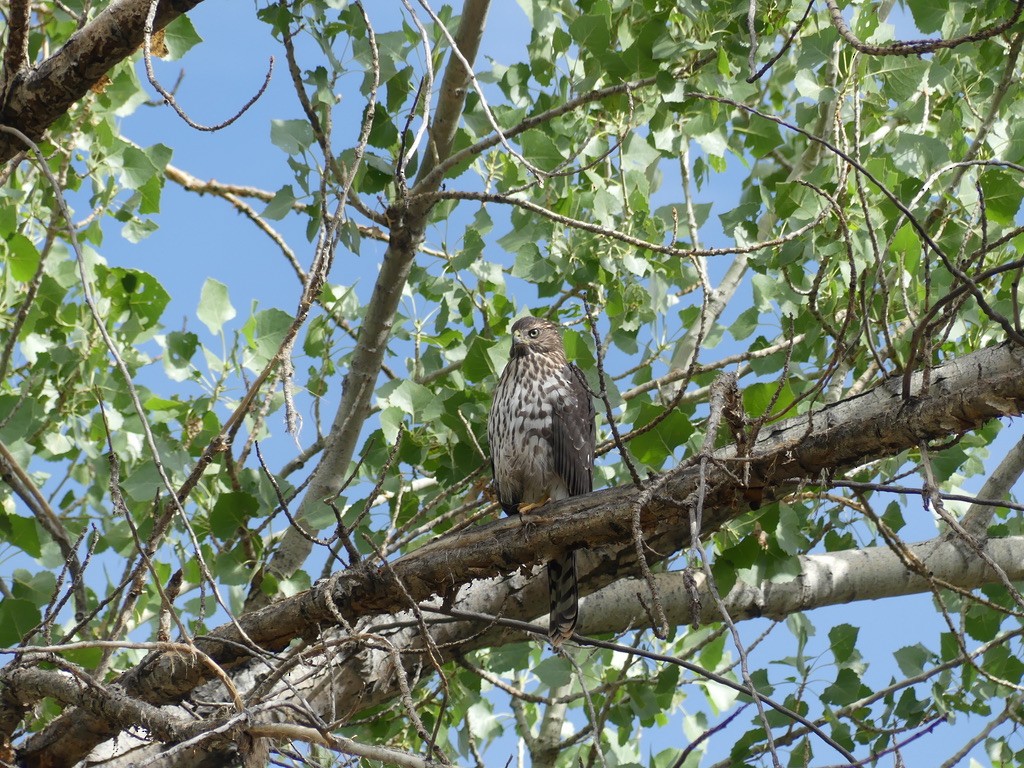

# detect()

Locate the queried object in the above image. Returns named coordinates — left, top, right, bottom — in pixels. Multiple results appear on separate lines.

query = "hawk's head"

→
left=508, top=316, right=565, bottom=360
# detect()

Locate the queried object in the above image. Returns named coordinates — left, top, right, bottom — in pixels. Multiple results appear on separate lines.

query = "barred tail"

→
left=547, top=551, right=578, bottom=646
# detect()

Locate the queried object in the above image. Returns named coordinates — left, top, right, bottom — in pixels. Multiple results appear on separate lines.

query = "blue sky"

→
left=81, top=1, right=1024, bottom=765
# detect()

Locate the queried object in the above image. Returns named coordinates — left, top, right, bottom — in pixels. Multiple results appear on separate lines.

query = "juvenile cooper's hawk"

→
left=487, top=316, right=596, bottom=646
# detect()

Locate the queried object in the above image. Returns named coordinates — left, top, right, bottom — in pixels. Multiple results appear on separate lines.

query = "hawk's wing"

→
left=552, top=363, right=596, bottom=497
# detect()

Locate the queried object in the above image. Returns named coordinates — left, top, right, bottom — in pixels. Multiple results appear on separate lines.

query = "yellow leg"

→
left=518, top=496, right=550, bottom=514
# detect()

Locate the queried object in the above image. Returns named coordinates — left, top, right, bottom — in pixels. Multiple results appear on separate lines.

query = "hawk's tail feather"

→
left=547, top=551, right=578, bottom=646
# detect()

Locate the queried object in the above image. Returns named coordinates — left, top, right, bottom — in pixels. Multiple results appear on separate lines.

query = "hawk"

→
left=487, top=316, right=596, bottom=646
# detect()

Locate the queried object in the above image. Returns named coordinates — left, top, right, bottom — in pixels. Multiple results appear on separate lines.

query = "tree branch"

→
left=17, top=342, right=1024, bottom=767
left=579, top=535, right=1024, bottom=632
left=961, top=431, right=1024, bottom=538
left=74, top=532, right=1024, bottom=768
left=1, top=0, right=31, bottom=95
left=252, top=0, right=492, bottom=604
left=0, top=0, right=203, bottom=163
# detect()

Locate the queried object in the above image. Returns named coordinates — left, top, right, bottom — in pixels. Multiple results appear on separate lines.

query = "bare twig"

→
left=425, top=604, right=858, bottom=765
left=0, top=440, right=87, bottom=618
left=691, top=373, right=782, bottom=767
left=582, top=299, right=641, bottom=487
left=825, top=0, right=1023, bottom=56
left=747, top=0, right=815, bottom=82
left=142, top=0, right=273, bottom=131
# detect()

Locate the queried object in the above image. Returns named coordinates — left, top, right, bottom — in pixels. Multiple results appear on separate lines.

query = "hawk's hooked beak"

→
left=510, top=329, right=527, bottom=358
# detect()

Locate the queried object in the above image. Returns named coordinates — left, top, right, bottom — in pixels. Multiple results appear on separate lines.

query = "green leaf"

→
left=520, top=131, right=564, bottom=171
left=730, top=306, right=760, bottom=341
left=94, top=265, right=170, bottom=335
left=532, top=655, right=572, bottom=689
left=121, top=217, right=159, bottom=243
left=905, top=0, right=945, bottom=33
left=120, top=462, right=164, bottom=502
left=377, top=379, right=444, bottom=423
left=263, top=185, right=297, bottom=220
left=136, top=174, right=164, bottom=215
left=61, top=645, right=104, bottom=669
left=829, top=624, right=859, bottom=665
left=242, top=308, right=293, bottom=369
left=216, top=545, right=257, bottom=586
left=700, top=679, right=739, bottom=714
left=889, top=132, right=948, bottom=176
left=894, top=644, right=930, bottom=677
left=163, top=331, right=199, bottom=379
left=964, top=600, right=1002, bottom=641
left=106, top=63, right=149, bottom=117
left=466, top=700, right=501, bottom=741
left=159, top=15, right=203, bottom=60
left=379, top=408, right=404, bottom=445
left=0, top=598, right=40, bottom=647
left=197, top=278, right=236, bottom=334
left=11, top=569, right=57, bottom=606
left=120, top=144, right=172, bottom=190
left=462, top=336, right=504, bottom=382
left=742, top=381, right=794, bottom=419
left=628, top=403, right=694, bottom=467
left=775, top=503, right=803, bottom=556
left=210, top=491, right=260, bottom=539
left=741, top=117, right=783, bottom=159
left=486, top=643, right=531, bottom=674
left=0, top=514, right=41, bottom=557
left=6, top=233, right=40, bottom=281
left=822, top=668, right=867, bottom=706
left=979, top=169, right=1024, bottom=225
left=271, top=119, right=316, bottom=155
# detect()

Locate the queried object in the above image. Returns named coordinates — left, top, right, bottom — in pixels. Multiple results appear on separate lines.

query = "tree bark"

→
left=16, top=341, right=1024, bottom=767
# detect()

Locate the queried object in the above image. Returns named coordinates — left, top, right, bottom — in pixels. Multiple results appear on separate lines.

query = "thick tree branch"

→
left=0, top=0, right=203, bottom=163
left=3, top=666, right=193, bottom=744
left=78, top=532, right=1024, bottom=768
left=1, top=0, right=31, bottom=95
left=18, top=341, right=1024, bottom=767
left=580, top=536, right=1024, bottom=632
left=961, top=431, right=1024, bottom=538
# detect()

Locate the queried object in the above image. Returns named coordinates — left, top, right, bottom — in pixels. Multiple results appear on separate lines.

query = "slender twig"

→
left=397, top=1, right=433, bottom=182
left=747, top=0, right=815, bottom=82
left=825, top=0, right=1023, bottom=56
left=676, top=92, right=1024, bottom=354
left=0, top=124, right=270, bottom=659
left=419, top=187, right=826, bottom=260
left=414, top=0, right=543, bottom=181
left=582, top=299, right=641, bottom=487
left=141, top=0, right=273, bottom=131
left=691, top=373, right=781, bottom=767
left=421, top=604, right=859, bottom=765
left=0, top=440, right=87, bottom=617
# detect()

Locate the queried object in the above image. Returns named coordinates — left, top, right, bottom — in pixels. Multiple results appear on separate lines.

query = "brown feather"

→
left=487, top=316, right=596, bottom=645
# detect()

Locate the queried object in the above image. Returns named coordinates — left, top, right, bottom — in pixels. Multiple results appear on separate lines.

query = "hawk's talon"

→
left=517, top=497, right=550, bottom=515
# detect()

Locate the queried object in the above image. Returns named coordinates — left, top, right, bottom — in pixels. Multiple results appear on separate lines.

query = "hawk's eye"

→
left=527, top=328, right=540, bottom=339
